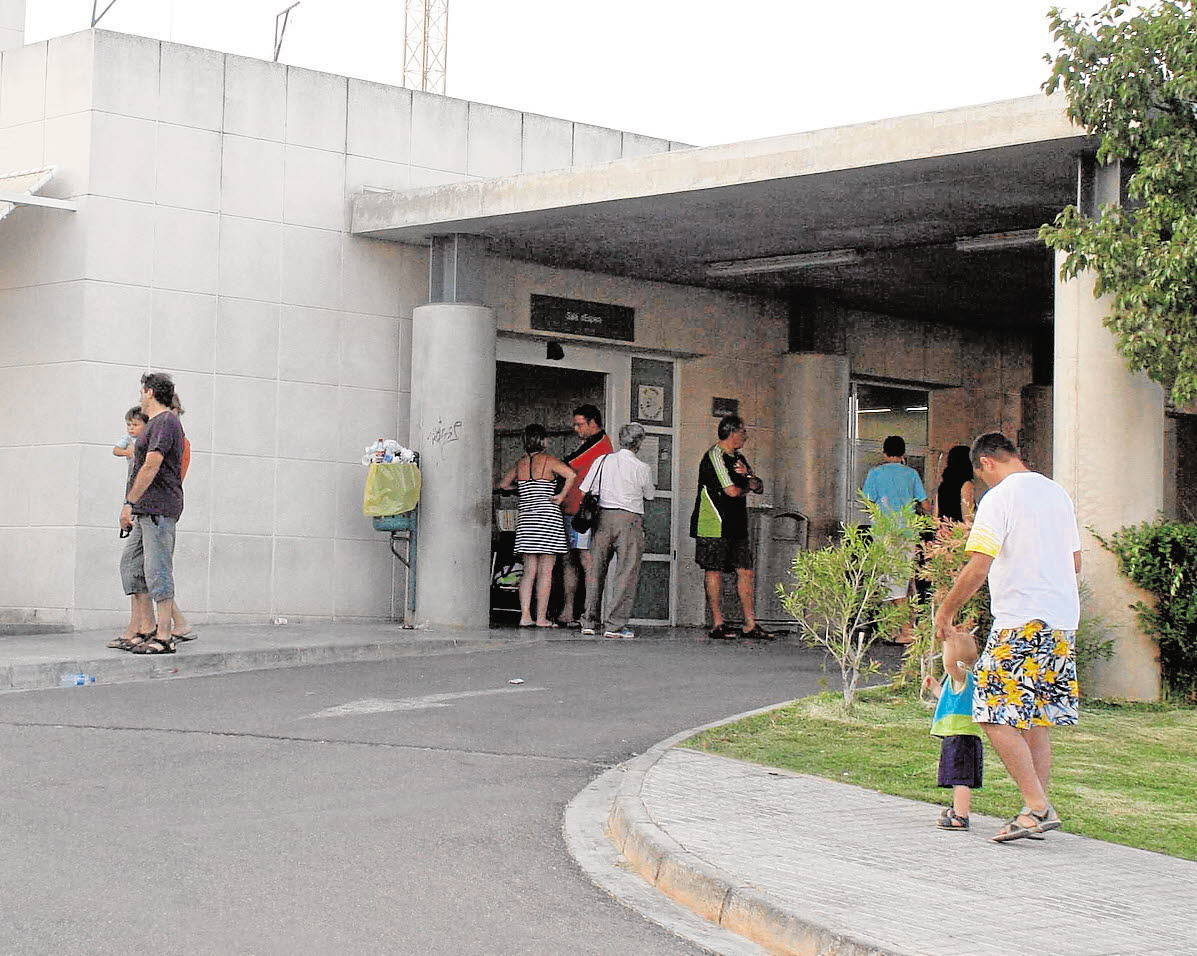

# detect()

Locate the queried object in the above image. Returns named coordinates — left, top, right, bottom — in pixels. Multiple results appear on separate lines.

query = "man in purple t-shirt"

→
left=118, top=371, right=186, bottom=654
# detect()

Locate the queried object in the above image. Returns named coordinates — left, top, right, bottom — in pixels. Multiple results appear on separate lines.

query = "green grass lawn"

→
left=684, top=687, right=1197, bottom=860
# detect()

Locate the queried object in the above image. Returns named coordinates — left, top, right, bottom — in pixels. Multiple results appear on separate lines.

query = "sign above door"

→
left=530, top=294, right=635, bottom=342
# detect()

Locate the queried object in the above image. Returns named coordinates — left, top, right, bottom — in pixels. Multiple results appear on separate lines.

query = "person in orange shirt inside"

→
left=557, top=404, right=614, bottom=627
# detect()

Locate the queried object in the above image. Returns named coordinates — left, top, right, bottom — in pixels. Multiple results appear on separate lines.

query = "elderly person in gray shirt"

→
left=578, top=423, right=657, bottom=640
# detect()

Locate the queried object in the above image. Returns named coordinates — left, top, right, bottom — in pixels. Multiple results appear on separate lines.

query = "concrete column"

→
left=410, top=302, right=496, bottom=628
left=1054, top=243, right=1164, bottom=699
left=774, top=352, right=850, bottom=546
left=0, top=0, right=24, bottom=52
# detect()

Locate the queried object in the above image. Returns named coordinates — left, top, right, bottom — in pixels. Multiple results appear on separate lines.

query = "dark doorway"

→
left=491, top=361, right=606, bottom=625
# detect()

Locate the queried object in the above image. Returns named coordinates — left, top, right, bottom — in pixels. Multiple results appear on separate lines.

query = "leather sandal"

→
left=992, top=805, right=1059, bottom=843
left=108, top=632, right=153, bottom=650
left=130, top=636, right=176, bottom=654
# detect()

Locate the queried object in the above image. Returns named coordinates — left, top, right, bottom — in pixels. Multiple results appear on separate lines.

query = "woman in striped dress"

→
left=498, top=424, right=576, bottom=627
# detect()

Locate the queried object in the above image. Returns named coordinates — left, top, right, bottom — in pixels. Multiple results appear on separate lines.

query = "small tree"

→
left=900, top=520, right=993, bottom=696
left=778, top=499, right=934, bottom=711
left=1041, top=1, right=1197, bottom=407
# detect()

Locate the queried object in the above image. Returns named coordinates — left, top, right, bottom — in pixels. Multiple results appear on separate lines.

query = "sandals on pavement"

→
left=937, top=808, right=970, bottom=830
left=708, top=624, right=737, bottom=640
left=108, top=632, right=153, bottom=650
left=992, top=804, right=1060, bottom=843
left=130, top=636, right=176, bottom=654
left=740, top=625, right=775, bottom=641
left=172, top=629, right=198, bottom=642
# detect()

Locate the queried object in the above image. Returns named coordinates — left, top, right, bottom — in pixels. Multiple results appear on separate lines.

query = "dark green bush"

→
left=1099, top=520, right=1197, bottom=700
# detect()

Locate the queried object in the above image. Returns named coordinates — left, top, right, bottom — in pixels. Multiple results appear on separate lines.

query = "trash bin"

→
left=362, top=462, right=421, bottom=517
left=363, top=461, right=421, bottom=618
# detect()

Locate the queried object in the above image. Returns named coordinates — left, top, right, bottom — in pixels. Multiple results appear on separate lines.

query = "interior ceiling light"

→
left=904, top=405, right=929, bottom=412
left=706, top=248, right=863, bottom=278
left=954, top=228, right=1043, bottom=253
left=857, top=407, right=892, bottom=414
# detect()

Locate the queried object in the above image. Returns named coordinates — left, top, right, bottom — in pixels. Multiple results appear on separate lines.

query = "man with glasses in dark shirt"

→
left=689, top=415, right=772, bottom=640
left=117, top=371, right=186, bottom=655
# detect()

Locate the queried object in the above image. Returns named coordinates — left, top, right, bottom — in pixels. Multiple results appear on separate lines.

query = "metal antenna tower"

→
left=91, top=0, right=121, bottom=27
left=274, top=2, right=301, bottom=62
left=403, top=0, right=449, bottom=94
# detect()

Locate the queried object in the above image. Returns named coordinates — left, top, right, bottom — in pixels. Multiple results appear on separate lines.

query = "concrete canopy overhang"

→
left=352, top=95, right=1094, bottom=324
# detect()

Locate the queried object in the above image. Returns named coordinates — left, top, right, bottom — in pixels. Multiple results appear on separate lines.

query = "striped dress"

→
left=514, top=454, right=568, bottom=555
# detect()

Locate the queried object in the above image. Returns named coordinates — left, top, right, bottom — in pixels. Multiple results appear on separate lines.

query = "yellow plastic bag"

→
left=363, top=462, right=422, bottom=517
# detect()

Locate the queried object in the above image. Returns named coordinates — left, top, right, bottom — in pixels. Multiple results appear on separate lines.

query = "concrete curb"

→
left=0, top=636, right=541, bottom=694
left=604, top=701, right=893, bottom=956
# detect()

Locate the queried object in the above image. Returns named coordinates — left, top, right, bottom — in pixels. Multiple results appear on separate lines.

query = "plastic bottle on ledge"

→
left=60, top=673, right=96, bottom=686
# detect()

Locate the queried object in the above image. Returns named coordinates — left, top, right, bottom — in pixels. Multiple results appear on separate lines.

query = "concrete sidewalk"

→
left=606, top=732, right=1197, bottom=956
left=0, top=623, right=539, bottom=693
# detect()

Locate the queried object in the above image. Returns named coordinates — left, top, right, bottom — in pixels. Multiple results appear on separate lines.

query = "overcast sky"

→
left=26, top=0, right=1067, bottom=145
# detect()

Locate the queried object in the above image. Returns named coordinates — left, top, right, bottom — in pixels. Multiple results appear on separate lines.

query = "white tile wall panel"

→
left=160, top=42, right=224, bottom=131
left=156, top=123, right=221, bottom=212
left=278, top=305, right=339, bottom=385
left=220, top=134, right=285, bottom=221
left=214, top=296, right=280, bottom=378
left=285, top=67, right=347, bottom=153
left=223, top=54, right=286, bottom=142
left=347, top=78, right=411, bottom=164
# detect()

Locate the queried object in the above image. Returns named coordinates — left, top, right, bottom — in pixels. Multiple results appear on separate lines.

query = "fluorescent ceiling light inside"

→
left=706, top=248, right=862, bottom=278
left=904, top=405, right=928, bottom=412
left=954, top=228, right=1043, bottom=253
left=857, top=407, right=892, bottom=414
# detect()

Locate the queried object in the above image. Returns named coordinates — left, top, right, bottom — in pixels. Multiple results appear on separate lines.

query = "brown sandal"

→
left=108, top=632, right=153, bottom=650
left=130, top=636, right=176, bottom=654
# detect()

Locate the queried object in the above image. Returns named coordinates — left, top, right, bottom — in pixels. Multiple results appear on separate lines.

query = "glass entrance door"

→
left=628, top=357, right=676, bottom=626
left=848, top=381, right=930, bottom=523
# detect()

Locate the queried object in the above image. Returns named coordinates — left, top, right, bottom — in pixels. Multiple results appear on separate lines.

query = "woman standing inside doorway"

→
left=499, top=424, right=576, bottom=628
left=936, top=445, right=976, bottom=523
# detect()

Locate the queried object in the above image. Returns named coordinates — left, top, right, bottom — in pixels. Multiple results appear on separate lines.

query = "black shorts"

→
left=694, top=537, right=754, bottom=573
left=937, top=735, right=983, bottom=789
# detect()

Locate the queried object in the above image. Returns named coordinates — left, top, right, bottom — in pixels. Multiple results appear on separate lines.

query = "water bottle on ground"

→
left=60, top=673, right=96, bottom=686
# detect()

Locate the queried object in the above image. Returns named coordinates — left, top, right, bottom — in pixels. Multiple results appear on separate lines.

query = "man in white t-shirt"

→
left=578, top=423, right=657, bottom=640
left=934, top=432, right=1081, bottom=844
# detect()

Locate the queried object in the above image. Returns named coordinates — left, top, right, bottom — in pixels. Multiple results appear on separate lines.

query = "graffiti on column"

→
left=427, top=417, right=464, bottom=458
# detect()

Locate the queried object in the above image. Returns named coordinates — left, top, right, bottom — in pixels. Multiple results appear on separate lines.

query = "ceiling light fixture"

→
left=954, top=228, right=1043, bottom=253
left=706, top=248, right=863, bottom=278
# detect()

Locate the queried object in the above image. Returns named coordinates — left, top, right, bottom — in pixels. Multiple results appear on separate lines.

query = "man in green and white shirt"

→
left=689, top=415, right=771, bottom=641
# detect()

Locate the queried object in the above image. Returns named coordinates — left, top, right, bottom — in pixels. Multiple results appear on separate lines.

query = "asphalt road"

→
left=0, top=634, right=839, bottom=955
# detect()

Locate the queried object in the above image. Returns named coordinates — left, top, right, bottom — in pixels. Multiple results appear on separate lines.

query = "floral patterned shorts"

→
left=972, top=620, right=1079, bottom=729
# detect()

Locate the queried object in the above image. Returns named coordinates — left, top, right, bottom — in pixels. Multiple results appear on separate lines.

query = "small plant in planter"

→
left=778, top=498, right=934, bottom=712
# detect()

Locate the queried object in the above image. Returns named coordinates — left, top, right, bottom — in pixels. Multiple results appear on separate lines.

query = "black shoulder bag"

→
left=571, top=455, right=607, bottom=533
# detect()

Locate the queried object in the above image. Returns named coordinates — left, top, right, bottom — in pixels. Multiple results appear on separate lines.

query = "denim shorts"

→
left=120, top=514, right=178, bottom=602
left=566, top=523, right=591, bottom=550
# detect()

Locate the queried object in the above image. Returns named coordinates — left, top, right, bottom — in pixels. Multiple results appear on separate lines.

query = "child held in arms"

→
left=923, top=631, right=989, bottom=831
left=112, top=406, right=149, bottom=479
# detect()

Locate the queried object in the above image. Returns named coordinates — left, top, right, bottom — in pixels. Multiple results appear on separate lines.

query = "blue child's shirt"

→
left=931, top=672, right=981, bottom=738
left=863, top=462, right=927, bottom=514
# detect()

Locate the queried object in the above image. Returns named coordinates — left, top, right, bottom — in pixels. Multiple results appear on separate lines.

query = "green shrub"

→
left=899, top=520, right=992, bottom=694
left=777, top=498, right=934, bottom=712
left=1098, top=520, right=1197, bottom=700
left=1075, top=581, right=1117, bottom=690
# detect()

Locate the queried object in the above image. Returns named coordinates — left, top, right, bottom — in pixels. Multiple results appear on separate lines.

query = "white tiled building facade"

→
left=0, top=29, right=690, bottom=629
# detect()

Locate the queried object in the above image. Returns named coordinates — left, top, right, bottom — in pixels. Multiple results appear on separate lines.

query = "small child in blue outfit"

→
left=924, top=632, right=982, bottom=830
